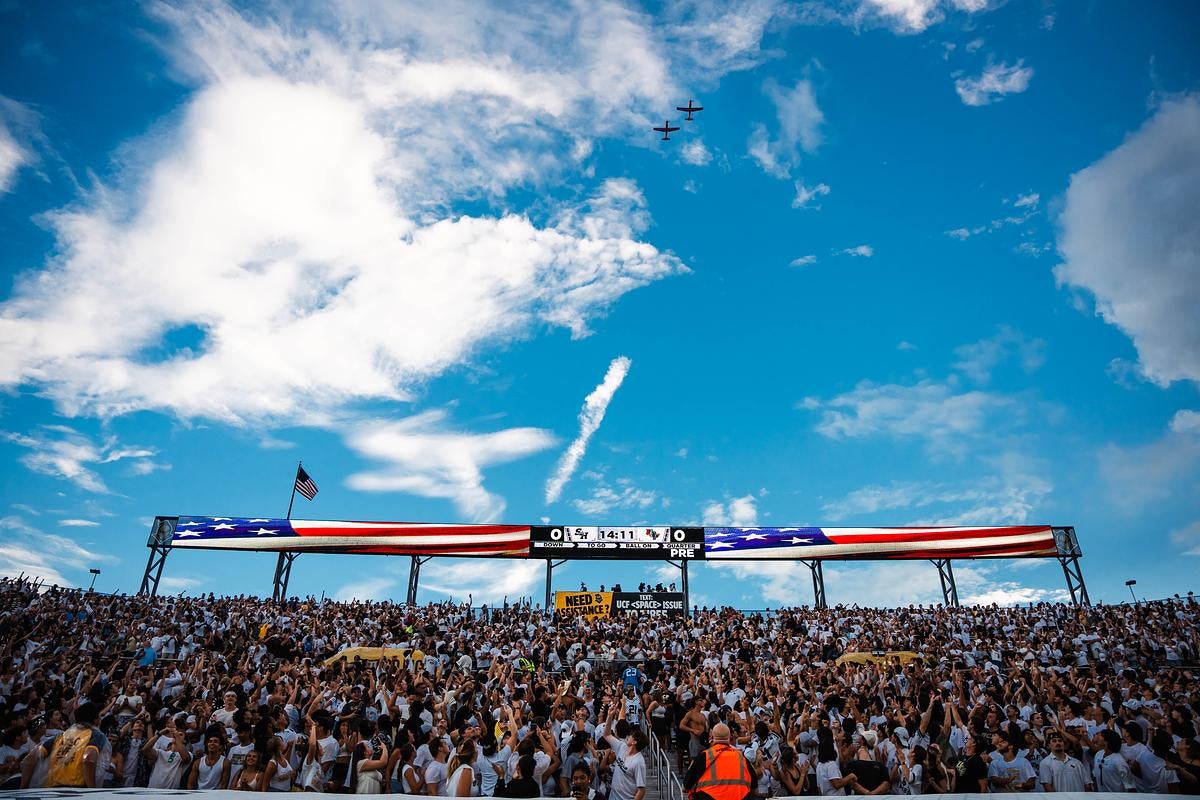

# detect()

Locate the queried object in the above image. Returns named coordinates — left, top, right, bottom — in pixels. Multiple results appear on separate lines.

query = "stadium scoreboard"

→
left=530, top=525, right=704, bottom=559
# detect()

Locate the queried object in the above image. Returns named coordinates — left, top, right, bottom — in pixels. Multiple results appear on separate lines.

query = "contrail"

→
left=544, top=356, right=631, bottom=504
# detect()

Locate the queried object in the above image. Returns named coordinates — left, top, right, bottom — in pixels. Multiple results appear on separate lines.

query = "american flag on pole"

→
left=294, top=466, right=318, bottom=501
left=703, top=525, right=1058, bottom=560
left=170, top=516, right=531, bottom=556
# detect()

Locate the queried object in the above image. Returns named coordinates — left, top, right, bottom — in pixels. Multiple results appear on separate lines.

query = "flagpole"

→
left=287, top=461, right=301, bottom=520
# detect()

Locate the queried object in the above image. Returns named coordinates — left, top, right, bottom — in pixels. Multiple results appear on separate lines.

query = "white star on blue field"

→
left=0, top=1, right=1197, bottom=607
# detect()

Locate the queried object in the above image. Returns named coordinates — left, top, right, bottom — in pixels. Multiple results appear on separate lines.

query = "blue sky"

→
left=1, top=0, right=1197, bottom=608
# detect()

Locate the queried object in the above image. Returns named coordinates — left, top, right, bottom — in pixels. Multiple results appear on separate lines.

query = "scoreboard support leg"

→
left=138, top=541, right=172, bottom=597
left=664, top=559, right=691, bottom=617
left=800, top=559, right=827, bottom=609
left=272, top=552, right=299, bottom=602
left=407, top=556, right=432, bottom=606
left=931, top=559, right=959, bottom=607
left=1059, top=553, right=1091, bottom=606
left=139, top=517, right=177, bottom=597
left=545, top=559, right=567, bottom=610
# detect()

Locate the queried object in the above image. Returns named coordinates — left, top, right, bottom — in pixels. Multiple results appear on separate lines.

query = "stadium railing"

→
left=640, top=716, right=686, bottom=800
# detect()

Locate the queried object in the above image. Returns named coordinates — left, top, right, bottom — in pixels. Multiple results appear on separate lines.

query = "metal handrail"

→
left=641, top=717, right=686, bottom=800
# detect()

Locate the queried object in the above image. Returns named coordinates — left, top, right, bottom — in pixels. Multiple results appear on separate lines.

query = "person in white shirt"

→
left=987, top=735, right=1037, bottom=792
left=424, top=738, right=450, bottom=796
left=188, top=734, right=230, bottom=790
left=1094, top=729, right=1136, bottom=792
left=302, top=714, right=338, bottom=792
left=1037, top=731, right=1091, bottom=792
left=143, top=723, right=191, bottom=790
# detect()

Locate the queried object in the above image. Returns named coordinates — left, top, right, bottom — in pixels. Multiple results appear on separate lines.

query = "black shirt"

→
left=846, top=758, right=888, bottom=792
left=954, top=755, right=989, bottom=793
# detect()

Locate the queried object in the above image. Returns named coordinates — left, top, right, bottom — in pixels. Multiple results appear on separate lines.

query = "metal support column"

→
left=406, top=556, right=432, bottom=606
left=681, top=559, right=690, bottom=616
left=800, top=559, right=826, bottom=609
left=931, top=558, right=959, bottom=607
left=272, top=552, right=299, bottom=602
left=545, top=559, right=567, bottom=609
left=138, top=517, right=178, bottom=596
left=664, top=559, right=692, bottom=617
left=1052, top=526, right=1090, bottom=607
left=1059, top=555, right=1091, bottom=606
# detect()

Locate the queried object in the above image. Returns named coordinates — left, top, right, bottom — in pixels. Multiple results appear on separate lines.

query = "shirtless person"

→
left=680, top=696, right=709, bottom=770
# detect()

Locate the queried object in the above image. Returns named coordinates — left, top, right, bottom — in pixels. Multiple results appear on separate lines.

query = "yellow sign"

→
left=555, top=591, right=613, bottom=619
left=324, top=646, right=409, bottom=665
left=834, top=650, right=927, bottom=666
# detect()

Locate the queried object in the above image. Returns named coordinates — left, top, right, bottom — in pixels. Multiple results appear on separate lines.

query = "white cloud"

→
left=712, top=557, right=1063, bottom=607
left=806, top=379, right=1012, bottom=453
left=0, top=122, right=25, bottom=192
left=945, top=192, right=1039, bottom=240
left=0, top=96, right=37, bottom=193
left=837, top=244, right=874, bottom=257
left=791, top=180, right=830, bottom=209
left=58, top=519, right=100, bottom=527
left=790, top=255, right=818, bottom=267
left=1171, top=521, right=1200, bottom=556
left=821, top=473, right=1052, bottom=524
left=129, top=461, right=172, bottom=476
left=952, top=325, right=1046, bottom=383
left=748, top=79, right=824, bottom=179
left=420, top=557, right=544, bottom=604
left=334, top=575, right=399, bottom=602
left=955, top=61, right=1034, bottom=106
left=1055, top=95, right=1200, bottom=387
left=702, top=494, right=759, bottom=526
left=859, top=0, right=942, bottom=32
left=0, top=516, right=115, bottom=587
left=896, top=341, right=917, bottom=351
left=159, top=575, right=203, bottom=592
left=545, top=356, right=632, bottom=504
left=572, top=476, right=658, bottom=516
left=0, top=2, right=703, bottom=426
left=344, top=409, right=557, bottom=522
left=2, top=426, right=157, bottom=493
left=661, top=1, right=787, bottom=77
left=855, top=0, right=991, bottom=33
left=1013, top=192, right=1040, bottom=208
left=679, top=139, right=712, bottom=166
left=1098, top=413, right=1200, bottom=512
left=1172, top=410, right=1200, bottom=434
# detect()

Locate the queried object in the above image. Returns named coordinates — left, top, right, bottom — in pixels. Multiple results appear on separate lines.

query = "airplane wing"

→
left=666, top=125, right=680, bottom=133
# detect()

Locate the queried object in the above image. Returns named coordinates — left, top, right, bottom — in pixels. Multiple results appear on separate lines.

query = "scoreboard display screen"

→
left=530, top=526, right=704, bottom=559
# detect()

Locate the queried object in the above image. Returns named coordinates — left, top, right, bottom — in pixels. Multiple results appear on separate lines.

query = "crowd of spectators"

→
left=1, top=574, right=1198, bottom=795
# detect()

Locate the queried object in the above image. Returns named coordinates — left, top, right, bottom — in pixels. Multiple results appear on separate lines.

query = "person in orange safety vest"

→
left=683, top=723, right=756, bottom=800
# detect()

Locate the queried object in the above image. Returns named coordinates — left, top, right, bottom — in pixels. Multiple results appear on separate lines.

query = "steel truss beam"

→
left=800, top=559, right=826, bottom=609
left=931, top=558, right=960, bottom=606
left=1052, top=526, right=1091, bottom=606
left=272, top=552, right=299, bottom=602
left=544, top=559, right=568, bottom=609
left=406, top=556, right=432, bottom=606
left=663, top=559, right=691, bottom=616
left=138, top=517, right=177, bottom=596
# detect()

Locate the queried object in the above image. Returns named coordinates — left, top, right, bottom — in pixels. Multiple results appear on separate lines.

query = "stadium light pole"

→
left=88, top=568, right=101, bottom=591
left=1125, top=579, right=1137, bottom=604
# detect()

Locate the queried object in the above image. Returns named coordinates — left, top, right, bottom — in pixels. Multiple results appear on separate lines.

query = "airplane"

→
left=653, top=120, right=681, bottom=140
left=676, top=100, right=703, bottom=121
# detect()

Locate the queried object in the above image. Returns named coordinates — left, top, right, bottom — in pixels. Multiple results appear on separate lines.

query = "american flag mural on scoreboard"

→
left=703, top=525, right=1058, bottom=560
left=170, top=517, right=530, bottom=556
